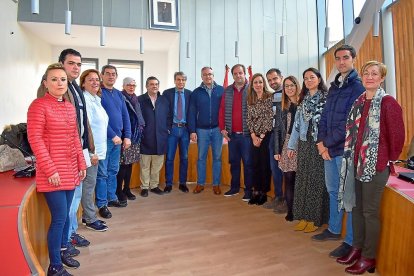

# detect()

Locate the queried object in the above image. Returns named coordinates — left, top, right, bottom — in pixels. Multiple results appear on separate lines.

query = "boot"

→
left=337, top=247, right=361, bottom=265
left=294, top=220, right=308, bottom=231
left=303, top=221, right=318, bottom=233
left=345, top=256, right=375, bottom=274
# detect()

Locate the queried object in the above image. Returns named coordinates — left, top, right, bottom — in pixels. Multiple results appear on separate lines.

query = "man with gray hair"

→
left=163, top=72, right=192, bottom=193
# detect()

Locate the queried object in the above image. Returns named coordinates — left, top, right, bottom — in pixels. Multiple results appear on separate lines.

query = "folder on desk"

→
left=398, top=172, right=414, bottom=183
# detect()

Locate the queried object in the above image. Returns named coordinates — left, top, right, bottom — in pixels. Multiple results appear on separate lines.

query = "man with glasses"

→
left=312, top=44, right=365, bottom=259
left=163, top=72, right=191, bottom=193
left=219, top=64, right=253, bottom=201
left=188, top=67, right=224, bottom=195
left=96, top=65, right=131, bottom=218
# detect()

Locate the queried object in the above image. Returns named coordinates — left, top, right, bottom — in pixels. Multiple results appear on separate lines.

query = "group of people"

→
left=27, top=44, right=405, bottom=276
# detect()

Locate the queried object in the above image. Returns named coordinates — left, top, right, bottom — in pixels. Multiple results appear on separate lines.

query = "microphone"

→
left=0, top=133, right=36, bottom=177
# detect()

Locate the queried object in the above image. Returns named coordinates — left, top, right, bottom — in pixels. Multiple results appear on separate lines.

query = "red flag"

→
left=248, top=65, right=253, bottom=82
left=223, top=64, right=230, bottom=88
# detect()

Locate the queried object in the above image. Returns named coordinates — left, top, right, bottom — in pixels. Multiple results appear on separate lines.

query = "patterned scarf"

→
left=296, top=90, right=326, bottom=141
left=338, top=87, right=386, bottom=212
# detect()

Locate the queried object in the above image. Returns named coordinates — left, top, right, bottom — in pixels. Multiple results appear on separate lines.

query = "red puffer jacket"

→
left=27, top=93, right=86, bottom=192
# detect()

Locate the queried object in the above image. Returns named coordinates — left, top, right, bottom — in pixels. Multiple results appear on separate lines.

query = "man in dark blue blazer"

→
left=163, top=72, right=192, bottom=193
left=138, top=76, right=171, bottom=197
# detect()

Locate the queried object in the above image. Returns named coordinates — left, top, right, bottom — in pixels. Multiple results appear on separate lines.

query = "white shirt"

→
left=84, top=91, right=109, bottom=159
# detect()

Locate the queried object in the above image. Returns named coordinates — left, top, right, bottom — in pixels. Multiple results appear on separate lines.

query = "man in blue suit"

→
left=163, top=72, right=192, bottom=193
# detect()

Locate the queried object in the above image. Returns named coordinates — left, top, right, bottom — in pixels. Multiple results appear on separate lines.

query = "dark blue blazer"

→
left=162, top=87, right=191, bottom=128
left=138, top=92, right=171, bottom=155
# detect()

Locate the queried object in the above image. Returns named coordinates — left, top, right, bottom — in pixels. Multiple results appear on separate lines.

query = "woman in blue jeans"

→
left=27, top=63, right=86, bottom=276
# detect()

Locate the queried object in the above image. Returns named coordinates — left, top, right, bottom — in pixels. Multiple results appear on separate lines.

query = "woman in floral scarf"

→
left=287, top=68, right=329, bottom=233
left=337, top=61, right=405, bottom=274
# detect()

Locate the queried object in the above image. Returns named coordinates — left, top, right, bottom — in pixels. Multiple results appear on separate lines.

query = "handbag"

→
left=120, top=143, right=141, bottom=165
left=0, top=144, right=27, bottom=172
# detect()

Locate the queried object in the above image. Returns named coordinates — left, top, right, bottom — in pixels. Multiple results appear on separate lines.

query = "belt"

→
left=173, top=122, right=187, bottom=127
left=233, top=132, right=243, bottom=135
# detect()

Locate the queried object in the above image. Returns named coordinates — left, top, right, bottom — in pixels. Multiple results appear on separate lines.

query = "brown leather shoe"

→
left=193, top=184, right=204, bottom=194
left=213, top=185, right=221, bottom=195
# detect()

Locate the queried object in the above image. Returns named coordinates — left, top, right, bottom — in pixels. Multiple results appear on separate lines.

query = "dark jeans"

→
left=284, top=171, right=296, bottom=217
left=117, top=163, right=133, bottom=200
left=165, top=126, right=190, bottom=185
left=252, top=134, right=271, bottom=193
left=353, top=167, right=389, bottom=259
left=43, top=189, right=75, bottom=265
left=269, top=131, right=283, bottom=198
left=228, top=133, right=253, bottom=193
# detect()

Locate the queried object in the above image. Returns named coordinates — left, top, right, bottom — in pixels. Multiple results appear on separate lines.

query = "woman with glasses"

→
left=337, top=61, right=404, bottom=274
left=273, top=76, right=301, bottom=221
left=116, top=77, right=145, bottom=204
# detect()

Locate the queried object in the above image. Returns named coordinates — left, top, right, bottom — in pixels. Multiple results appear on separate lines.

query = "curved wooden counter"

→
left=9, top=147, right=414, bottom=275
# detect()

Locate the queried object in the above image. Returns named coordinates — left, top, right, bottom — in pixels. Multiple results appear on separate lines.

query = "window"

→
left=81, top=58, right=99, bottom=74
left=353, top=0, right=366, bottom=18
left=108, top=59, right=144, bottom=94
left=327, top=0, right=344, bottom=48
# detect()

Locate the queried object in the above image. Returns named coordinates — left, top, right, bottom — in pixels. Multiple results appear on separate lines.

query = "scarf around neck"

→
left=296, top=90, right=326, bottom=141
left=338, top=87, right=386, bottom=212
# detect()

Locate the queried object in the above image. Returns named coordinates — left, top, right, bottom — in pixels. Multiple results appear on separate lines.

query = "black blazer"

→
left=162, top=87, right=191, bottom=127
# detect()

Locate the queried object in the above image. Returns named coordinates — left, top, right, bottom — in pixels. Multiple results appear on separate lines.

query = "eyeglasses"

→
left=126, top=84, right=136, bottom=87
left=202, top=73, right=213, bottom=77
left=284, top=84, right=296, bottom=89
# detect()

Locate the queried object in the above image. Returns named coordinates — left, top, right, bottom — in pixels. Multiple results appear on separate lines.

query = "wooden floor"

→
left=74, top=184, right=376, bottom=276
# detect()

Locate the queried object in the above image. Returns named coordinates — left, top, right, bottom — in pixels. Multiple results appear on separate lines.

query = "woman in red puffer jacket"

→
left=27, top=63, right=86, bottom=276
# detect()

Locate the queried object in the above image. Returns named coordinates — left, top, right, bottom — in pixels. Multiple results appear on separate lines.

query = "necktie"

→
left=177, top=91, right=183, bottom=121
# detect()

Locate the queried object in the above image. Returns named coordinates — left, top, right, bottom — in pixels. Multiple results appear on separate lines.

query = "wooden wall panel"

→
left=391, top=0, right=414, bottom=159
left=325, top=0, right=414, bottom=159
left=325, top=31, right=383, bottom=79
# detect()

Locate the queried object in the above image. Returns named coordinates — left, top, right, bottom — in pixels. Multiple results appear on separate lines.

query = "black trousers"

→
left=251, top=135, right=271, bottom=193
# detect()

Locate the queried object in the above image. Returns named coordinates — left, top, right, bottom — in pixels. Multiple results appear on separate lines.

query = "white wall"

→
left=0, top=1, right=52, bottom=129
left=51, top=46, right=177, bottom=94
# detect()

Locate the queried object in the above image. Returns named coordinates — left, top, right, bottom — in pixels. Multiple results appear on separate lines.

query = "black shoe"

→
left=61, top=243, right=79, bottom=257
left=61, top=251, right=80, bottom=269
left=47, top=265, right=73, bottom=276
left=179, top=184, right=189, bottom=193
left=108, top=200, right=127, bottom=208
left=150, top=187, right=164, bottom=195
left=116, top=191, right=128, bottom=202
left=141, top=189, right=149, bottom=197
left=99, top=206, right=112, bottom=219
left=164, top=185, right=172, bottom=193
left=256, top=193, right=268, bottom=205
left=312, top=229, right=341, bottom=241
left=124, top=189, right=136, bottom=200
left=329, top=242, right=352, bottom=258
left=82, top=218, right=106, bottom=225
left=248, top=194, right=259, bottom=205
left=285, top=213, right=293, bottom=222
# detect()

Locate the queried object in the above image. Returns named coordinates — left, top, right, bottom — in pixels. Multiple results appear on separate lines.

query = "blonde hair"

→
left=361, top=60, right=387, bottom=78
left=247, top=73, right=272, bottom=105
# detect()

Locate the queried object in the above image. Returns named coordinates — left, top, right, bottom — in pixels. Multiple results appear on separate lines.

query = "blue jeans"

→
left=96, top=141, right=121, bottom=208
left=196, top=127, right=223, bottom=185
left=325, top=156, right=353, bottom=245
left=67, top=183, right=82, bottom=241
left=43, top=189, right=75, bottom=265
left=165, top=126, right=190, bottom=185
left=228, top=133, right=253, bottom=193
left=269, top=132, right=283, bottom=198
